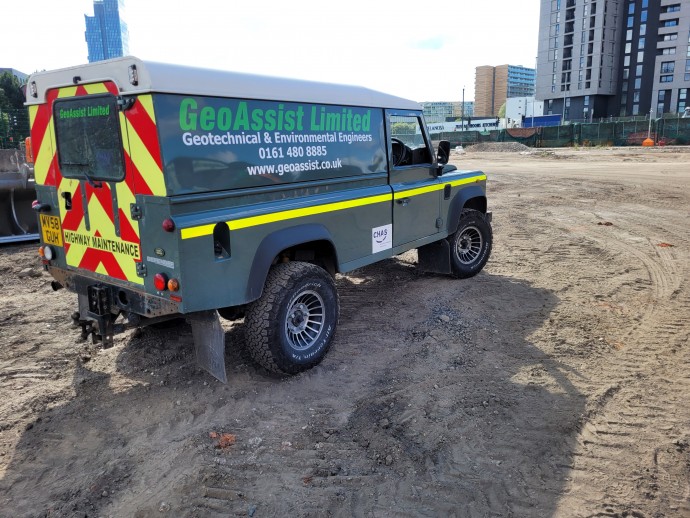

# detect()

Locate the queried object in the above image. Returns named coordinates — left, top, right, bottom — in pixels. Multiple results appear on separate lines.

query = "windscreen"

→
left=53, top=94, right=125, bottom=182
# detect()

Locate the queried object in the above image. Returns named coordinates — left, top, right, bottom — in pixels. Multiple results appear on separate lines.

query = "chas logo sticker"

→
left=372, top=224, right=392, bottom=253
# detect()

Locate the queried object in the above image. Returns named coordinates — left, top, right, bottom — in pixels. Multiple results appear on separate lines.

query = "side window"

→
left=390, top=115, right=432, bottom=167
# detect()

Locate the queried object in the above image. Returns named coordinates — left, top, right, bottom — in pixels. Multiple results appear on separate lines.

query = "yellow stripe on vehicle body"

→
left=28, top=104, right=39, bottom=128
left=125, top=117, right=166, bottom=196
left=32, top=111, right=54, bottom=186
left=447, top=173, right=487, bottom=186
left=180, top=174, right=486, bottom=240
left=137, top=94, right=156, bottom=122
left=394, top=183, right=439, bottom=198
left=57, top=86, right=78, bottom=98
left=180, top=193, right=392, bottom=240
left=83, top=83, right=109, bottom=95
left=393, top=174, right=487, bottom=199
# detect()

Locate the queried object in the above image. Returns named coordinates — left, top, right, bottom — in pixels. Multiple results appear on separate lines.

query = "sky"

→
left=1, top=0, right=540, bottom=103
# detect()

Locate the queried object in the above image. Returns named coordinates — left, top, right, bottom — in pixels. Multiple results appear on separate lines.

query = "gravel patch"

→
left=466, top=142, right=533, bottom=153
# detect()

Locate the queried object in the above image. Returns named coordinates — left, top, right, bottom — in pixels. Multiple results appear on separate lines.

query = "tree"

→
left=0, top=73, right=29, bottom=149
left=497, top=102, right=507, bottom=119
left=0, top=72, right=26, bottom=111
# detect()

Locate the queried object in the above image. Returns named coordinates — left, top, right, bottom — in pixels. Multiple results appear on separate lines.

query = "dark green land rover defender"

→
left=27, top=57, right=491, bottom=382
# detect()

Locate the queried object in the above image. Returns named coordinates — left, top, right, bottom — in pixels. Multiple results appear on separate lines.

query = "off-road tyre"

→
left=449, top=209, right=492, bottom=279
left=244, top=261, right=339, bottom=374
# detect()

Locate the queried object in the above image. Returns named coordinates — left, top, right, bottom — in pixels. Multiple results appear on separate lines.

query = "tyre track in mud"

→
left=493, top=165, right=690, bottom=517
left=552, top=209, right=690, bottom=517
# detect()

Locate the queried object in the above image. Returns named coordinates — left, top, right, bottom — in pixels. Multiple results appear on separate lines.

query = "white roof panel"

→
left=26, top=56, right=421, bottom=111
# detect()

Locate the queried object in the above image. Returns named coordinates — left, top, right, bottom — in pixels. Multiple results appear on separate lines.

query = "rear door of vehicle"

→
left=49, top=82, right=146, bottom=286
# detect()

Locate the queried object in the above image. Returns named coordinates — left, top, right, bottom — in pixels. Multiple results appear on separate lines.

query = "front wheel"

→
left=449, top=209, right=492, bottom=278
left=244, top=262, right=339, bottom=374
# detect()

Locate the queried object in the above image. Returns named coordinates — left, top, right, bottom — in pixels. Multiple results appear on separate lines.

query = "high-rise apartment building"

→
left=536, top=0, right=690, bottom=120
left=475, top=65, right=536, bottom=117
left=85, top=0, right=129, bottom=63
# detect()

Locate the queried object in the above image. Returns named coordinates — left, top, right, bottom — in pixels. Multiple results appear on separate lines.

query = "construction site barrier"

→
left=432, top=116, right=690, bottom=148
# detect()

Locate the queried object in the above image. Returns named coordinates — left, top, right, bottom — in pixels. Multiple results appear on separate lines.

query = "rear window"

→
left=53, top=94, right=125, bottom=182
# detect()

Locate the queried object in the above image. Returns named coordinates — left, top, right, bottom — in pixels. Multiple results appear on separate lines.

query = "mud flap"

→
left=417, top=239, right=452, bottom=275
left=188, top=310, right=227, bottom=383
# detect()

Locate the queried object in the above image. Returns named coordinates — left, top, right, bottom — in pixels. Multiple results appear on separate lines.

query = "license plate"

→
left=40, top=214, right=63, bottom=246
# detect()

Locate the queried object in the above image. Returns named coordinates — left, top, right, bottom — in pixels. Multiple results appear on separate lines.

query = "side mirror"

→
left=436, top=140, right=451, bottom=165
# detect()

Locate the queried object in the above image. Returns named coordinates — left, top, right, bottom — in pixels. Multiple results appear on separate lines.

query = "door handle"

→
left=396, top=197, right=410, bottom=206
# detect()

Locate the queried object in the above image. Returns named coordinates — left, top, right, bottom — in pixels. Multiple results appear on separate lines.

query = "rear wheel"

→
left=449, top=209, right=492, bottom=278
left=244, top=261, right=339, bottom=374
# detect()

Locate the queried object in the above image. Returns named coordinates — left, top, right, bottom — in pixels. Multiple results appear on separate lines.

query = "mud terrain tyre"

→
left=244, top=261, right=339, bottom=374
left=449, top=209, right=492, bottom=279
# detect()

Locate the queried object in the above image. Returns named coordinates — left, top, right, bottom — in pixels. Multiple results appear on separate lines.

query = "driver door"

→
left=387, top=110, right=440, bottom=247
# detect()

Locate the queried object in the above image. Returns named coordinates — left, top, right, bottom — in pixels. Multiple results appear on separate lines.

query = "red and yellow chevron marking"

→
left=29, top=81, right=166, bottom=285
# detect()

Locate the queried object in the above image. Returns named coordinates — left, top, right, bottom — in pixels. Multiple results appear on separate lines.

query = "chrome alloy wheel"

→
left=455, top=225, right=484, bottom=265
left=285, top=290, right=325, bottom=350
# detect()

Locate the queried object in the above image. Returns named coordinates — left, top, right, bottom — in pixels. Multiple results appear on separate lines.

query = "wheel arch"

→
left=447, top=186, right=487, bottom=234
left=246, top=224, right=339, bottom=302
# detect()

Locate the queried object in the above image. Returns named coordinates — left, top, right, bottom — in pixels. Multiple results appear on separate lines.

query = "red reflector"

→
left=154, top=273, right=168, bottom=291
left=162, top=218, right=175, bottom=232
left=170, top=295, right=182, bottom=303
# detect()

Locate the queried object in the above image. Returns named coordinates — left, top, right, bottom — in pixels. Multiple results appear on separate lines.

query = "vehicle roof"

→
left=26, top=56, right=421, bottom=111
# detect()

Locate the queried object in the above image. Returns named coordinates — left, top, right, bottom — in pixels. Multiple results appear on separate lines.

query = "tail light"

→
left=153, top=273, right=168, bottom=291
left=162, top=218, right=175, bottom=232
left=167, top=278, right=180, bottom=292
left=39, top=245, right=54, bottom=260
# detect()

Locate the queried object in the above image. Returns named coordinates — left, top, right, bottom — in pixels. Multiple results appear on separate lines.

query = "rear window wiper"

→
left=62, top=162, right=103, bottom=188
left=62, top=161, right=90, bottom=167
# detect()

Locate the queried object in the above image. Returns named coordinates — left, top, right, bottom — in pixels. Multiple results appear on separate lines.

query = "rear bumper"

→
left=48, top=266, right=181, bottom=318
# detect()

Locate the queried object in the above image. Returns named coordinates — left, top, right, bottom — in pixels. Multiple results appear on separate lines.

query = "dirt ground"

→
left=1, top=147, right=689, bottom=518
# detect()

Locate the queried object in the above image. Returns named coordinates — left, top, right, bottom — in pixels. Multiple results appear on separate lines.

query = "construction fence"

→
left=433, top=116, right=690, bottom=148
left=4, top=107, right=690, bottom=150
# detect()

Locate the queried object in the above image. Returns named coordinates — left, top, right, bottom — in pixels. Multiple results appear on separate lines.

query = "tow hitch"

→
left=68, top=282, right=227, bottom=383
left=87, top=284, right=115, bottom=346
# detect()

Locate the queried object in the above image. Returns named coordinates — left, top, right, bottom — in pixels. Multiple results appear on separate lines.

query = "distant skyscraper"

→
left=475, top=65, right=536, bottom=117
left=85, top=0, right=129, bottom=63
